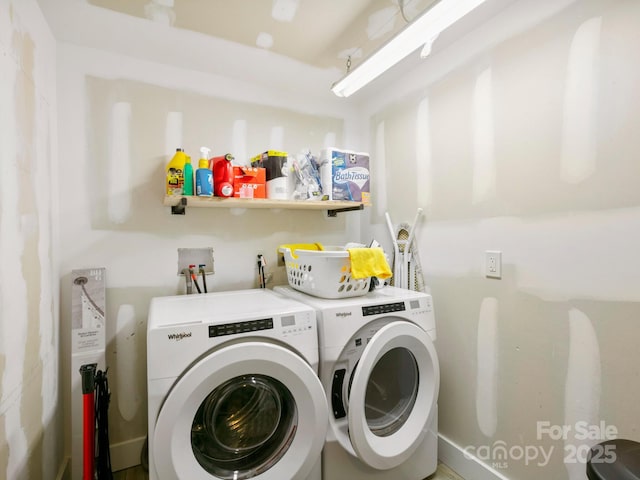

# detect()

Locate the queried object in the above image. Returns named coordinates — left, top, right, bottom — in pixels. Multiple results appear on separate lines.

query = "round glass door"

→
left=152, top=341, right=328, bottom=480
left=347, top=321, right=439, bottom=470
left=191, top=375, right=297, bottom=479
left=363, top=347, right=419, bottom=437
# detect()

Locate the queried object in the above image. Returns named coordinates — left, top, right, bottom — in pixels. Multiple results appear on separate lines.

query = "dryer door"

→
left=347, top=321, right=439, bottom=470
left=152, top=341, right=328, bottom=480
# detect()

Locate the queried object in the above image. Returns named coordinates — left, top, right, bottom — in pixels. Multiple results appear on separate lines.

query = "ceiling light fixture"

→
left=331, top=0, right=489, bottom=97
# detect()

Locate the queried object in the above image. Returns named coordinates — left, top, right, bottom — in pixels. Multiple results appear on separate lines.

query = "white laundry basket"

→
left=279, top=246, right=371, bottom=299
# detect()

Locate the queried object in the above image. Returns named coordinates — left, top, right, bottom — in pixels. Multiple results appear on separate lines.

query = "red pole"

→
left=80, top=364, right=97, bottom=480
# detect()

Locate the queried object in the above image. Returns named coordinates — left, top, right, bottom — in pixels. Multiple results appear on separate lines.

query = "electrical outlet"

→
left=485, top=251, right=502, bottom=279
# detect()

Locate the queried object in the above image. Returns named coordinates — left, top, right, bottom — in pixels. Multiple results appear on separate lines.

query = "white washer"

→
left=274, top=286, right=439, bottom=480
left=147, top=289, right=329, bottom=480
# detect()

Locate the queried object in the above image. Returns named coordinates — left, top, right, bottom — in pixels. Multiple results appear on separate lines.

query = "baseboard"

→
left=55, top=457, right=70, bottom=480
left=110, top=435, right=146, bottom=472
left=438, top=434, right=511, bottom=480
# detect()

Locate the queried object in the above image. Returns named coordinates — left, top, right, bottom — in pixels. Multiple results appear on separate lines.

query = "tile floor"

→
left=113, top=461, right=465, bottom=479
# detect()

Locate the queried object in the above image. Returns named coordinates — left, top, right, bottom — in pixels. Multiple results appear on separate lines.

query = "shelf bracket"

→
left=171, top=197, right=187, bottom=215
left=327, top=203, right=364, bottom=217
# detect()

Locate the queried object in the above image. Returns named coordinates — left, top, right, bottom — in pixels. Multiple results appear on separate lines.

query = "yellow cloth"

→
left=278, top=243, right=324, bottom=258
left=347, top=247, right=392, bottom=280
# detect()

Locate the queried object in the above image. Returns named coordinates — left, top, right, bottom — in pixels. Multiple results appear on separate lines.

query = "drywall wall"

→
left=55, top=21, right=363, bottom=473
left=360, top=0, right=640, bottom=478
left=0, top=0, right=62, bottom=479
left=19, top=1, right=640, bottom=479
left=0, top=0, right=364, bottom=474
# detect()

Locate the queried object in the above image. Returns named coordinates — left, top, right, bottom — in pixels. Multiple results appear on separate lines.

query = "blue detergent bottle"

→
left=196, top=147, right=213, bottom=196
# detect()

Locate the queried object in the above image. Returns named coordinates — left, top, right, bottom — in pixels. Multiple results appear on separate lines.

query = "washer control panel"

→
left=280, top=314, right=314, bottom=336
left=209, top=318, right=274, bottom=337
left=207, top=313, right=314, bottom=338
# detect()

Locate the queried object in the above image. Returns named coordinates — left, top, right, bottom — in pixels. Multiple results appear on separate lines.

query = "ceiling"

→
left=85, top=0, right=439, bottom=73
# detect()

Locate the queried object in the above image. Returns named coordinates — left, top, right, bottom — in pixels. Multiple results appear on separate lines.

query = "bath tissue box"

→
left=320, top=148, right=370, bottom=205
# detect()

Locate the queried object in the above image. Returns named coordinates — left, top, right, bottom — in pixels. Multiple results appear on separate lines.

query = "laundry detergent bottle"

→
left=183, top=155, right=193, bottom=196
left=213, top=153, right=235, bottom=197
left=166, top=148, right=187, bottom=195
left=195, top=147, right=213, bottom=197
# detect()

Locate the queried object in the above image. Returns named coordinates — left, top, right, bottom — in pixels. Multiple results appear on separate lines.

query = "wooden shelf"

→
left=164, top=195, right=365, bottom=217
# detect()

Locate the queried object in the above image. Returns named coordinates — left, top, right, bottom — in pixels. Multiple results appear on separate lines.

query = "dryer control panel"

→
left=362, top=301, right=406, bottom=316
left=362, top=298, right=432, bottom=318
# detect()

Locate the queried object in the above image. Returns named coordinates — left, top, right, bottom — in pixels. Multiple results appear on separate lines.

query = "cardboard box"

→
left=320, top=148, right=370, bottom=205
left=233, top=166, right=266, bottom=198
left=71, top=268, right=106, bottom=480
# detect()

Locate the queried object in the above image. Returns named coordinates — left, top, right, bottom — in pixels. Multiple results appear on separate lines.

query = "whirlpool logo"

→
left=167, top=331, right=192, bottom=341
left=336, top=312, right=352, bottom=318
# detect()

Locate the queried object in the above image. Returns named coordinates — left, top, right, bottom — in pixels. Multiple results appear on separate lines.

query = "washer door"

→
left=153, top=341, right=328, bottom=480
left=347, top=321, right=439, bottom=470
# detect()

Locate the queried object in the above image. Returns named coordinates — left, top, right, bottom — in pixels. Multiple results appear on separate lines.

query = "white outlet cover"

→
left=485, top=251, right=502, bottom=279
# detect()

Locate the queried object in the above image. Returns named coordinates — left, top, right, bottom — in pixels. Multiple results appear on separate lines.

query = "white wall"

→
left=12, top=1, right=640, bottom=479
left=53, top=8, right=365, bottom=474
left=0, top=0, right=366, bottom=476
left=359, top=0, right=640, bottom=479
left=0, top=0, right=61, bottom=478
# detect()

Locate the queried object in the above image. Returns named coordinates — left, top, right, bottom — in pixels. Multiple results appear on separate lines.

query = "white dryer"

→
left=274, top=285, right=439, bottom=480
left=147, top=289, right=329, bottom=480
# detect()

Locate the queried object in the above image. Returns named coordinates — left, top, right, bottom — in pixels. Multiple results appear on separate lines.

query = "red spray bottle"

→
left=212, top=153, right=235, bottom=197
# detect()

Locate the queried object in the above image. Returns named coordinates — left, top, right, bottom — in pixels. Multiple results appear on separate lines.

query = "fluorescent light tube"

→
left=331, top=0, right=489, bottom=97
